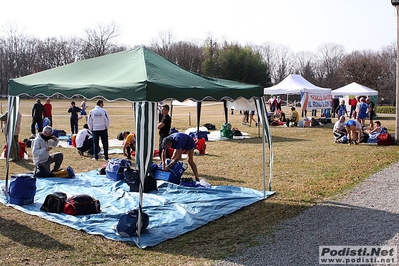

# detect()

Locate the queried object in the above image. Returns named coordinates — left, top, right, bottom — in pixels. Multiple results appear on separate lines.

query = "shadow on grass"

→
left=12, top=159, right=35, bottom=172
left=0, top=213, right=74, bottom=251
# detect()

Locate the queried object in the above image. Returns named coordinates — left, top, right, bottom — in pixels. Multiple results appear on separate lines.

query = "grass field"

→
left=0, top=98, right=398, bottom=266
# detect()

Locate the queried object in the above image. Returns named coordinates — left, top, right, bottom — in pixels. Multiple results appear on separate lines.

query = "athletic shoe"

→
left=78, top=150, right=83, bottom=156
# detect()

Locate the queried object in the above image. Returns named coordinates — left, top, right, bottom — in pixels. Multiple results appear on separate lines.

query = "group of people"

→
left=332, top=96, right=378, bottom=145
left=267, top=95, right=282, bottom=112
left=241, top=110, right=258, bottom=127
left=30, top=99, right=110, bottom=177
left=31, top=98, right=89, bottom=136
left=4, top=98, right=200, bottom=181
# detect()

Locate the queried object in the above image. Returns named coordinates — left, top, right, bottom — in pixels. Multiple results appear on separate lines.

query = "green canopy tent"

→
left=7, top=46, right=273, bottom=247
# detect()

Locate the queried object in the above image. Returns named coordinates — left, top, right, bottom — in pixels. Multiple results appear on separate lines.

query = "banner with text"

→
left=300, top=92, right=332, bottom=111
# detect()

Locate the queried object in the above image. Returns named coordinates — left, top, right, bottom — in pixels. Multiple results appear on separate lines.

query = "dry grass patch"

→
left=0, top=99, right=398, bottom=265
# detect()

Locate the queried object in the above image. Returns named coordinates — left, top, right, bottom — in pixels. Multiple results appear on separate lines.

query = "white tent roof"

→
left=264, top=74, right=331, bottom=95
left=331, top=82, right=378, bottom=97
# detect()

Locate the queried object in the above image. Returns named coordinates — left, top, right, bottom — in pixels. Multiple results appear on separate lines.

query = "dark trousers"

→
left=312, top=109, right=317, bottom=116
left=77, top=137, right=94, bottom=154
left=350, top=106, right=357, bottom=119
left=159, top=134, right=170, bottom=158
left=70, top=116, right=79, bottom=134
left=31, top=117, right=43, bottom=134
left=93, top=129, right=108, bottom=160
left=36, top=152, right=63, bottom=177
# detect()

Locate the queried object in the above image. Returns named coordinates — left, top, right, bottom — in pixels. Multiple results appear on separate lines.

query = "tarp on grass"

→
left=0, top=171, right=274, bottom=248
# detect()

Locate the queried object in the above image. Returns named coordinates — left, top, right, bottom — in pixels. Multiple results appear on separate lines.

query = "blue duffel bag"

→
left=106, top=158, right=133, bottom=181
left=8, top=174, right=37, bottom=205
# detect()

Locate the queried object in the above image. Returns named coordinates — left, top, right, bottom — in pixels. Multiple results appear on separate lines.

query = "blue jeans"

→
left=92, top=129, right=108, bottom=160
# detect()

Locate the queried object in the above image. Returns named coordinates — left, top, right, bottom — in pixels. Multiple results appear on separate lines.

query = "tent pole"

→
left=169, top=100, right=173, bottom=120
left=196, top=102, right=202, bottom=133
left=223, top=100, right=228, bottom=124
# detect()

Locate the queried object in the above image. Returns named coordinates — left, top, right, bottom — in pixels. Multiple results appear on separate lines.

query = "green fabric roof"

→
left=8, top=46, right=263, bottom=102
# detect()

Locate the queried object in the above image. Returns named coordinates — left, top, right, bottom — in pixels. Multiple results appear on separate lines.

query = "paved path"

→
left=215, top=162, right=399, bottom=266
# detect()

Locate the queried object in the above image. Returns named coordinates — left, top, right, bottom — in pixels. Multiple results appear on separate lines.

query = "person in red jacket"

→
left=348, top=96, right=357, bottom=119
left=43, top=98, right=53, bottom=126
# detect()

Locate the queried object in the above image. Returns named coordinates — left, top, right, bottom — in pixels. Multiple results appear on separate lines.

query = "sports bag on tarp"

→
left=40, top=192, right=67, bottom=213
left=116, top=209, right=149, bottom=237
left=63, top=194, right=101, bottom=216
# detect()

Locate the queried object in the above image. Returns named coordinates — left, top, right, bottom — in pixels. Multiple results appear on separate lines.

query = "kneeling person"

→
left=161, top=132, right=199, bottom=181
left=32, top=126, right=63, bottom=177
left=76, top=124, right=93, bottom=156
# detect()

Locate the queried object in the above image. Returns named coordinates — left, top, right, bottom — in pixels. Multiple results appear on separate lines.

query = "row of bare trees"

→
left=0, top=23, right=396, bottom=104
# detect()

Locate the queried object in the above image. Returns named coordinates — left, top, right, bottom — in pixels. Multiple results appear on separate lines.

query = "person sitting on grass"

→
left=333, top=116, right=347, bottom=143
left=286, top=107, right=299, bottom=127
left=122, top=131, right=136, bottom=160
left=161, top=132, right=199, bottom=181
left=32, top=126, right=63, bottom=177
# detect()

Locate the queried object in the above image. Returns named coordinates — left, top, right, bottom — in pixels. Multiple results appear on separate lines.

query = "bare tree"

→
left=316, top=43, right=345, bottom=88
left=292, top=51, right=317, bottom=83
left=150, top=30, right=175, bottom=59
left=255, top=42, right=293, bottom=84
left=377, top=43, right=396, bottom=105
left=0, top=24, right=38, bottom=94
left=80, top=22, right=124, bottom=59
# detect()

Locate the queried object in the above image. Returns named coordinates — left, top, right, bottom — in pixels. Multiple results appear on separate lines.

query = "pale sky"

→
left=0, top=0, right=397, bottom=53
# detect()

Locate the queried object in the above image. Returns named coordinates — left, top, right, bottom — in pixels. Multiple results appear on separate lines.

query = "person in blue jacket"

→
left=161, top=132, right=199, bottom=181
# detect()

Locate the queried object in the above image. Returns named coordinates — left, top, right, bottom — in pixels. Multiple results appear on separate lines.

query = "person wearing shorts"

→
left=345, top=119, right=363, bottom=145
left=161, top=132, right=199, bottom=181
left=80, top=98, right=88, bottom=122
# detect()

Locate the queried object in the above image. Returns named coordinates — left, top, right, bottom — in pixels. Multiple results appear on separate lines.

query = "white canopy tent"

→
left=331, top=82, right=378, bottom=97
left=331, top=82, right=378, bottom=114
left=264, top=74, right=332, bottom=111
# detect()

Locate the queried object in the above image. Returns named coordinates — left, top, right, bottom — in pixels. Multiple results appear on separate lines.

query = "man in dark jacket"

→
left=31, top=99, right=45, bottom=136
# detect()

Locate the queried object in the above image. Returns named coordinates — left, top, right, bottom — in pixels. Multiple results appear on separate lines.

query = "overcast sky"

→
left=0, top=0, right=397, bottom=53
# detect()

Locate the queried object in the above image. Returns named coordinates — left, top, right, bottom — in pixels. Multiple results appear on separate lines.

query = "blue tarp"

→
left=0, top=171, right=275, bottom=248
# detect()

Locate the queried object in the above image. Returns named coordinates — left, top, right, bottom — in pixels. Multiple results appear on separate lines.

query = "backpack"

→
left=40, top=192, right=67, bottom=213
left=63, top=194, right=101, bottom=216
left=117, top=132, right=124, bottom=141
left=124, top=168, right=157, bottom=193
left=377, top=133, right=394, bottom=146
left=57, top=130, right=67, bottom=136
left=116, top=209, right=149, bottom=237
left=203, top=123, right=216, bottom=130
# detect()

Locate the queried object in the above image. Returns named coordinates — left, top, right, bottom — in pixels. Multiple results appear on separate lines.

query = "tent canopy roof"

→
left=8, top=46, right=263, bottom=102
left=331, top=82, right=378, bottom=97
left=264, top=74, right=331, bottom=95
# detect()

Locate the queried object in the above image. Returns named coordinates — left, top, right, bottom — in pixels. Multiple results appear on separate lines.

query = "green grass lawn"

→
left=0, top=99, right=398, bottom=266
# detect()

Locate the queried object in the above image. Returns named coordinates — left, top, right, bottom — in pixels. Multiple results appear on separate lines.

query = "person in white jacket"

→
left=32, top=126, right=63, bottom=176
left=88, top=99, right=110, bottom=161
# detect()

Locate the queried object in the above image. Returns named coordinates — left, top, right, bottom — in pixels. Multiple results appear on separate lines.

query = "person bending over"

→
left=32, top=126, right=63, bottom=177
left=76, top=124, right=93, bottom=156
left=161, top=132, right=199, bottom=181
left=345, top=119, right=363, bottom=145
left=122, top=131, right=136, bottom=160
